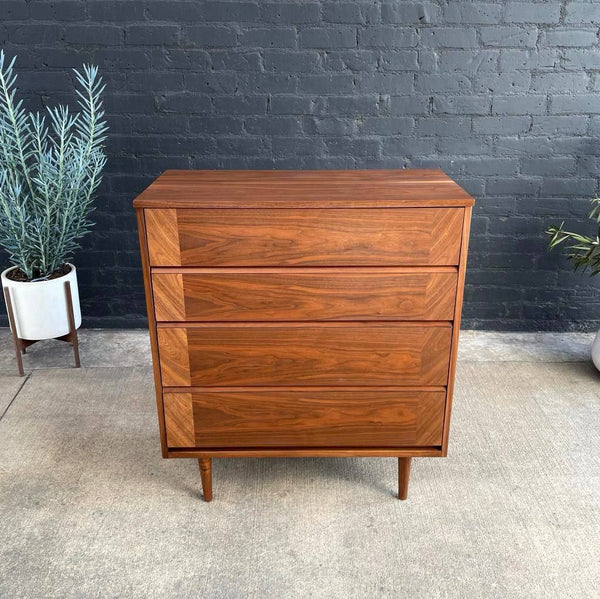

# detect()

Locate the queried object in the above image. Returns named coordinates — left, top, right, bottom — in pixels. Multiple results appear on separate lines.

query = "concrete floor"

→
left=0, top=329, right=599, bottom=598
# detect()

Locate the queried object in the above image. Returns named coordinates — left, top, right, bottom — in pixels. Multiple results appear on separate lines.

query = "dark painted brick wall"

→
left=1, top=1, right=600, bottom=331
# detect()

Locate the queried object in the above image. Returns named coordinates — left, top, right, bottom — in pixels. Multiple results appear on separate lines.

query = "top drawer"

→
left=145, top=208, right=464, bottom=267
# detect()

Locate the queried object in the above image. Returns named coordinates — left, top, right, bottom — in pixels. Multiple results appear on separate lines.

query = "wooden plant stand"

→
left=3, top=280, right=81, bottom=377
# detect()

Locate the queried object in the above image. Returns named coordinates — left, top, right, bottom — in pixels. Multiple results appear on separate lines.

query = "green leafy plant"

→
left=546, top=199, right=600, bottom=275
left=0, top=51, right=107, bottom=281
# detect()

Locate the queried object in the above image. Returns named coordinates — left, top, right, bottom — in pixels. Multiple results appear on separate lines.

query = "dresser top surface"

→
left=133, top=169, right=474, bottom=209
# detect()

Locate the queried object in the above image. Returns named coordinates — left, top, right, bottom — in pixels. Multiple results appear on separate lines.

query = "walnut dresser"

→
left=134, top=169, right=473, bottom=501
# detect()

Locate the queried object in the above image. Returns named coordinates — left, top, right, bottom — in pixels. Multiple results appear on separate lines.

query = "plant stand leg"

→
left=3, top=287, right=25, bottom=377
left=198, top=458, right=213, bottom=502
left=64, top=281, right=80, bottom=368
left=398, top=457, right=412, bottom=500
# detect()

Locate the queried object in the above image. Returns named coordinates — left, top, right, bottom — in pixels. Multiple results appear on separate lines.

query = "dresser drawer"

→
left=145, top=208, right=463, bottom=267
left=152, top=268, right=458, bottom=322
left=163, top=389, right=446, bottom=448
left=157, top=323, right=452, bottom=387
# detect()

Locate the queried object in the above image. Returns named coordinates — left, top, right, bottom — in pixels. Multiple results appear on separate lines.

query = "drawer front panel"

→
left=157, top=324, right=452, bottom=387
left=163, top=389, right=446, bottom=448
left=146, top=208, right=463, bottom=266
left=152, top=268, right=458, bottom=322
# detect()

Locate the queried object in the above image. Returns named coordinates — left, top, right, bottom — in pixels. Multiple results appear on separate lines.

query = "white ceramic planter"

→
left=1, top=263, right=81, bottom=340
left=592, top=329, right=600, bottom=371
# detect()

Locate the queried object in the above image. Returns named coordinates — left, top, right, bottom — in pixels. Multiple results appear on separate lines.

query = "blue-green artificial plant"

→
left=0, top=51, right=107, bottom=281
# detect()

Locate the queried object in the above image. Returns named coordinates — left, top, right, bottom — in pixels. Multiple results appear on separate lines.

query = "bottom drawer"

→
left=163, top=389, right=446, bottom=448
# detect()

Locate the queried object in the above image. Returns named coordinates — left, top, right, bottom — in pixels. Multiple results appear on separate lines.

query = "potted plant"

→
left=546, top=199, right=600, bottom=369
left=0, top=51, right=107, bottom=355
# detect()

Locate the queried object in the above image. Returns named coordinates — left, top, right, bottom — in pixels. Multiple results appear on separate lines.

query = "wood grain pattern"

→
left=146, top=209, right=180, bottom=265
left=135, top=169, right=474, bottom=500
left=152, top=268, right=457, bottom=322
left=136, top=208, right=169, bottom=457
left=153, top=273, right=185, bottom=321
left=164, top=392, right=195, bottom=447
left=157, top=323, right=452, bottom=387
left=165, top=389, right=445, bottom=448
left=133, top=169, right=475, bottom=208
left=442, top=206, right=472, bottom=455
left=157, top=327, right=191, bottom=387
left=146, top=208, right=463, bottom=267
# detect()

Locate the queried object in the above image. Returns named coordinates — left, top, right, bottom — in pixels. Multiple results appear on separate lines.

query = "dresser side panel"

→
left=442, top=206, right=472, bottom=455
left=136, top=208, right=169, bottom=456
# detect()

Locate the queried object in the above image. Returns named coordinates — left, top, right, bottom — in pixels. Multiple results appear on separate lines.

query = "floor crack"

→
left=0, top=372, right=31, bottom=421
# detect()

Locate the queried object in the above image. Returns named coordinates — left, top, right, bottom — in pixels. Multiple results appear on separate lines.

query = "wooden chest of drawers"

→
left=134, top=169, right=473, bottom=501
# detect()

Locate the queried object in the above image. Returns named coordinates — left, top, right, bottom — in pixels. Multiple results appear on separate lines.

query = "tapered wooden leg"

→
left=198, top=458, right=213, bottom=502
left=64, top=281, right=81, bottom=368
left=4, top=287, right=24, bottom=377
left=398, top=457, right=411, bottom=500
